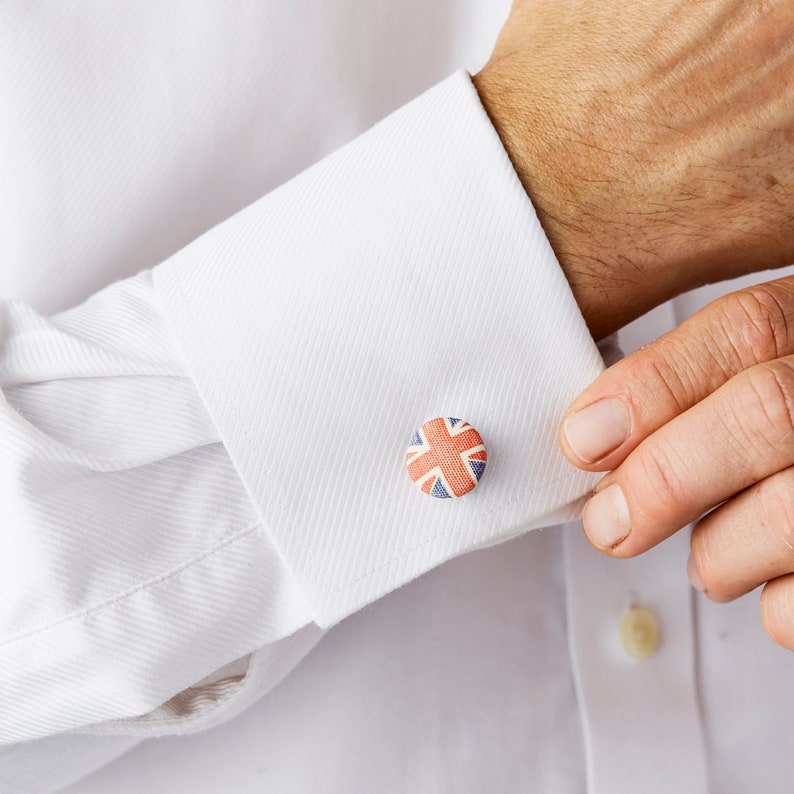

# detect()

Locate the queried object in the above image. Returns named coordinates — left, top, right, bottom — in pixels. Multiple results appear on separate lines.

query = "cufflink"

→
left=405, top=417, right=487, bottom=498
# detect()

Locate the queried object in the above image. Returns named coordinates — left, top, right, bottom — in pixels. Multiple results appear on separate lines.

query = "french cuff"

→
left=153, top=70, right=604, bottom=628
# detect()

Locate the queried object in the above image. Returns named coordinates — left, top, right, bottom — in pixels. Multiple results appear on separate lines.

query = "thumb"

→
left=557, top=278, right=794, bottom=470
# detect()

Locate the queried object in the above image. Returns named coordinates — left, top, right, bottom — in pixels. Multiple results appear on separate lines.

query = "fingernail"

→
left=582, top=483, right=631, bottom=550
left=563, top=398, right=630, bottom=463
left=686, top=554, right=706, bottom=593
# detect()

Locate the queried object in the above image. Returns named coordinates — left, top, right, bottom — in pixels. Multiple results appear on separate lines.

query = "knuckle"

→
left=631, top=440, right=687, bottom=523
left=759, top=469, right=794, bottom=555
left=636, top=348, right=693, bottom=415
left=741, top=359, right=794, bottom=446
left=717, top=284, right=793, bottom=366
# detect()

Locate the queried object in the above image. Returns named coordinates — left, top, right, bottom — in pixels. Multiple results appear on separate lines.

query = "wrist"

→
left=473, top=61, right=695, bottom=341
left=473, top=1, right=794, bottom=341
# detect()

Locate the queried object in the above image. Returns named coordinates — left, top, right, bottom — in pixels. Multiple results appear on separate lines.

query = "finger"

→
left=761, top=573, right=794, bottom=652
left=689, top=466, right=794, bottom=603
left=581, top=355, right=794, bottom=556
left=559, top=277, right=794, bottom=470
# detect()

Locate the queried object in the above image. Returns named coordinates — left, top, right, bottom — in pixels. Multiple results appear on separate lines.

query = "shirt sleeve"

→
left=0, top=70, right=604, bottom=745
left=0, top=271, right=323, bottom=745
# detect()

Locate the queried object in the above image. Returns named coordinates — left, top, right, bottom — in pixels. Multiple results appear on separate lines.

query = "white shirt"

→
left=1, top=3, right=792, bottom=793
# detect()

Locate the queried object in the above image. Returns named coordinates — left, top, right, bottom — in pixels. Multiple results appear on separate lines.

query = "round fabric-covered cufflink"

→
left=405, top=417, right=487, bottom=498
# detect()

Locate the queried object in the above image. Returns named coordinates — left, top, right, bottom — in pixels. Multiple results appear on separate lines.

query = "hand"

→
left=558, top=276, right=794, bottom=650
left=473, top=1, right=794, bottom=340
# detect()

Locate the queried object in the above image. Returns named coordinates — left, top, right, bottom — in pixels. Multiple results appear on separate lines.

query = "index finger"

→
left=558, top=277, right=794, bottom=470
left=583, top=353, right=794, bottom=556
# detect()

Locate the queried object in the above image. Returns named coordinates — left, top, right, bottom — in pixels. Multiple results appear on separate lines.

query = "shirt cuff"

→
left=152, top=70, right=604, bottom=628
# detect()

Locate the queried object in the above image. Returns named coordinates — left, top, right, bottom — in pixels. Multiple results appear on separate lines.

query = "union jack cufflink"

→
left=405, top=417, right=487, bottom=498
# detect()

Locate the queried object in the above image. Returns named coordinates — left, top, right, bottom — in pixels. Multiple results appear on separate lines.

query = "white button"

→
left=619, top=606, right=659, bottom=659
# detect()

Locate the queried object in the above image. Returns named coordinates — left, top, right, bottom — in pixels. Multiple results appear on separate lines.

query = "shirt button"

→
left=619, top=606, right=660, bottom=659
left=405, top=417, right=487, bottom=498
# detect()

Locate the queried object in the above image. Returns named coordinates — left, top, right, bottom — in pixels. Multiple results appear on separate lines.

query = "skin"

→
left=558, top=277, right=794, bottom=650
left=473, top=1, right=794, bottom=649
left=474, top=0, right=794, bottom=341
